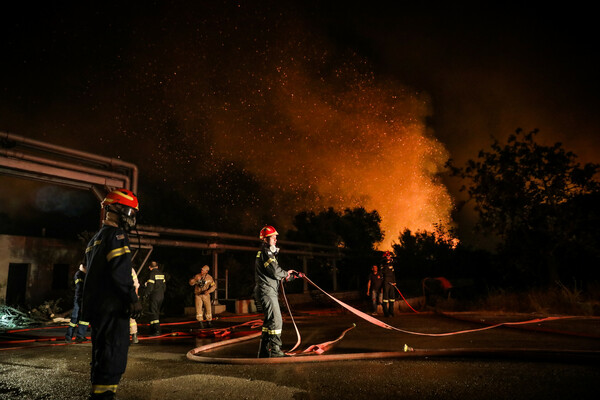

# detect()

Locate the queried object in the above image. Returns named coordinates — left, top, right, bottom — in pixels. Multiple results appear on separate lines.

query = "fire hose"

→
left=187, top=274, right=597, bottom=363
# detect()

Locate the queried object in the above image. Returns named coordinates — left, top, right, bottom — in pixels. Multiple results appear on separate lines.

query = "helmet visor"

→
left=121, top=206, right=137, bottom=218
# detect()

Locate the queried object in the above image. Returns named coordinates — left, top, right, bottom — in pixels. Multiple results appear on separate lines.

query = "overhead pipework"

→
left=0, top=131, right=138, bottom=195
left=0, top=133, right=341, bottom=298
left=130, top=225, right=343, bottom=299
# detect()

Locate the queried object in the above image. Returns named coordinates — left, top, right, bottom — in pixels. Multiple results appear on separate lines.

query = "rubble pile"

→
left=0, top=300, right=63, bottom=331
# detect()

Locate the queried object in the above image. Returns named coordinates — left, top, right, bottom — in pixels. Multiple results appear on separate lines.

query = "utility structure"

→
left=0, top=132, right=341, bottom=307
left=131, top=225, right=341, bottom=298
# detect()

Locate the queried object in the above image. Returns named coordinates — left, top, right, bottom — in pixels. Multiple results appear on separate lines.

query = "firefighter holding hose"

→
left=254, top=225, right=302, bottom=358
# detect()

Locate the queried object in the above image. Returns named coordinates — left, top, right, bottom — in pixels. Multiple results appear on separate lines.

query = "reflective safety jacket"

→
left=190, top=273, right=215, bottom=295
left=81, top=224, right=138, bottom=321
left=146, top=268, right=166, bottom=297
left=381, top=260, right=396, bottom=284
left=254, top=242, right=289, bottom=294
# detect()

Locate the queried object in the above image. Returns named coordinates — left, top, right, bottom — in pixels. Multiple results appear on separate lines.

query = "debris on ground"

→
left=0, top=300, right=64, bottom=331
left=0, top=305, right=40, bottom=330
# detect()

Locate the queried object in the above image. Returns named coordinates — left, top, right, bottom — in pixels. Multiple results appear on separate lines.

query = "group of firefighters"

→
left=65, top=260, right=166, bottom=344
left=69, top=187, right=397, bottom=399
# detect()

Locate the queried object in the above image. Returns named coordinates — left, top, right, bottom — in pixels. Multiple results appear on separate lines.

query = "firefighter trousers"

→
left=255, top=288, right=283, bottom=337
left=90, top=313, right=130, bottom=387
left=382, top=283, right=396, bottom=316
left=147, top=293, right=163, bottom=324
left=194, top=293, right=212, bottom=321
left=66, top=302, right=88, bottom=339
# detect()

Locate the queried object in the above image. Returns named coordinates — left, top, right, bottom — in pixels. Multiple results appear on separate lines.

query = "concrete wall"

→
left=0, top=234, right=82, bottom=306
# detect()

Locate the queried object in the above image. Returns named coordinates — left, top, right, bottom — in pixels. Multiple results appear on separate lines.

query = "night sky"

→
left=1, top=1, right=598, bottom=248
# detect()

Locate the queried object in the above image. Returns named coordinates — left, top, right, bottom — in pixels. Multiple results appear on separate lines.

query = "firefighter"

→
left=380, top=251, right=397, bottom=317
left=188, top=265, right=216, bottom=328
left=81, top=188, right=143, bottom=400
left=254, top=225, right=301, bottom=358
left=145, top=261, right=166, bottom=335
left=65, top=263, right=89, bottom=343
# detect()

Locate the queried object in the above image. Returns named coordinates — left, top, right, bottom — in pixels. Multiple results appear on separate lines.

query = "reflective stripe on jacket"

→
left=254, top=242, right=288, bottom=294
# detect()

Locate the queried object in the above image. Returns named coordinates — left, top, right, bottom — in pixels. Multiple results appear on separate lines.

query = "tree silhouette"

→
left=447, top=129, right=600, bottom=287
left=287, top=207, right=383, bottom=290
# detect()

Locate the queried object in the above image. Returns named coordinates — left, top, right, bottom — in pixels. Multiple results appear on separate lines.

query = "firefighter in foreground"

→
left=145, top=261, right=166, bottom=335
left=65, top=263, right=89, bottom=343
left=380, top=251, right=397, bottom=317
left=82, top=188, right=143, bottom=400
left=254, top=225, right=301, bottom=358
left=189, top=265, right=216, bottom=328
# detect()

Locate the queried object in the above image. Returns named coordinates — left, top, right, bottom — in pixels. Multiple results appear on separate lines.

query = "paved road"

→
left=1, top=311, right=599, bottom=399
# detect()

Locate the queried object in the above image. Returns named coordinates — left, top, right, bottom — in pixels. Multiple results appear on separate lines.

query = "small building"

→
left=0, top=234, right=82, bottom=307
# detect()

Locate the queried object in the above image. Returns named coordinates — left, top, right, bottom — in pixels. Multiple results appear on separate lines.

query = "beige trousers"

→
left=194, top=293, right=212, bottom=321
left=129, top=318, right=137, bottom=334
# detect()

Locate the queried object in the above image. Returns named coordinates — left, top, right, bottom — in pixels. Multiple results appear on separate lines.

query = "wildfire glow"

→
left=124, top=8, right=455, bottom=247
left=205, top=57, right=453, bottom=248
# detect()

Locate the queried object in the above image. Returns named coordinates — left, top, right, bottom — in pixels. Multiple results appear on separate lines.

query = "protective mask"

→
left=269, top=245, right=279, bottom=255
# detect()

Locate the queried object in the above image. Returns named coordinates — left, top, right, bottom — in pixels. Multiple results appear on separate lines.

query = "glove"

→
left=129, top=300, right=143, bottom=320
left=285, top=271, right=305, bottom=281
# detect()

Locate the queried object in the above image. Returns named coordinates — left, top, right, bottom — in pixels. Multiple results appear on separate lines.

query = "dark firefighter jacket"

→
left=146, top=268, right=166, bottom=297
left=254, top=243, right=289, bottom=294
left=381, top=260, right=396, bottom=284
left=73, top=269, right=86, bottom=305
left=81, top=224, right=138, bottom=321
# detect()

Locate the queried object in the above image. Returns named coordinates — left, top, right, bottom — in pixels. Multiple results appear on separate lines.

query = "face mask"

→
left=269, top=245, right=279, bottom=255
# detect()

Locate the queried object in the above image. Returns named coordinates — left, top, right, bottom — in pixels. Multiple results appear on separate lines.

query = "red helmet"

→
left=259, top=225, right=278, bottom=239
left=101, top=188, right=139, bottom=211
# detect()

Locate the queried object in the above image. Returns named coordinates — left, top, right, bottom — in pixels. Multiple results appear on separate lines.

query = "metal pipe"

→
left=0, top=157, right=128, bottom=188
left=136, top=224, right=339, bottom=250
left=134, top=236, right=338, bottom=257
left=212, top=250, right=219, bottom=304
left=0, top=148, right=132, bottom=188
left=1, top=132, right=138, bottom=192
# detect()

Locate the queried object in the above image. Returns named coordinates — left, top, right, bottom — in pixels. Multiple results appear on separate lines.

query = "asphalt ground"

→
left=1, top=309, right=599, bottom=400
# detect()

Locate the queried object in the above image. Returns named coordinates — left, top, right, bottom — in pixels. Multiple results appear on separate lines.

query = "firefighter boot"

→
left=150, top=323, right=161, bottom=336
left=65, top=325, right=74, bottom=343
left=89, top=390, right=116, bottom=399
left=257, top=332, right=269, bottom=358
left=388, top=301, right=395, bottom=317
left=266, top=334, right=286, bottom=358
left=131, top=333, right=139, bottom=344
left=206, top=320, right=213, bottom=328
left=382, top=301, right=389, bottom=317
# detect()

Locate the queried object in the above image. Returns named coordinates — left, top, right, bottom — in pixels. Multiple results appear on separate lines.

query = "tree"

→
left=287, top=207, right=383, bottom=290
left=447, top=129, right=600, bottom=287
left=392, top=224, right=458, bottom=279
left=288, top=207, right=383, bottom=250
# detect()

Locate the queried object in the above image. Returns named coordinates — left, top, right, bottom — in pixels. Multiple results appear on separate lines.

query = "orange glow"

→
left=208, top=60, right=454, bottom=249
